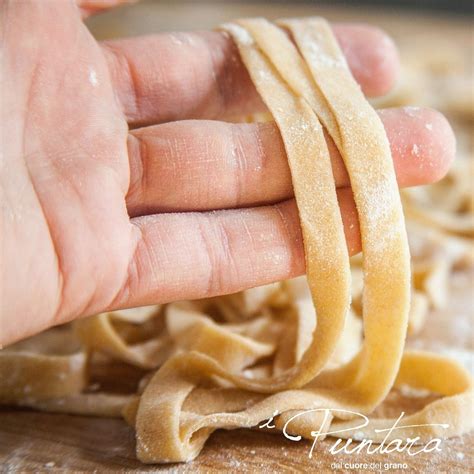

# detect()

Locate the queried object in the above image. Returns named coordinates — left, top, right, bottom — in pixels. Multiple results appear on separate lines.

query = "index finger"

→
left=101, top=23, right=400, bottom=127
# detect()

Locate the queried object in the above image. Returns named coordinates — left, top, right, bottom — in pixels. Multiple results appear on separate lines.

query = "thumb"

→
left=76, top=0, right=138, bottom=18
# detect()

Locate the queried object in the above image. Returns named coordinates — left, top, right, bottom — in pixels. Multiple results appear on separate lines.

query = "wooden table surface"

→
left=1, top=2, right=472, bottom=472
left=0, top=414, right=472, bottom=473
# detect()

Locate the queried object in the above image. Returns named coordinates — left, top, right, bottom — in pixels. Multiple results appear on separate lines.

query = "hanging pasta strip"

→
left=136, top=18, right=352, bottom=398
left=243, top=17, right=410, bottom=405
left=231, top=21, right=352, bottom=389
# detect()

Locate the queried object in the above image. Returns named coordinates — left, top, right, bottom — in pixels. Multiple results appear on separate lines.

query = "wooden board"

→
left=1, top=2, right=473, bottom=472
left=0, top=413, right=472, bottom=473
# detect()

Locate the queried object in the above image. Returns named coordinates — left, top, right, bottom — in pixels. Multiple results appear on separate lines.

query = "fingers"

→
left=126, top=107, right=455, bottom=216
left=380, top=107, right=455, bottom=183
left=110, top=192, right=360, bottom=310
left=333, top=24, right=399, bottom=98
left=102, top=24, right=399, bottom=127
left=111, top=106, right=454, bottom=308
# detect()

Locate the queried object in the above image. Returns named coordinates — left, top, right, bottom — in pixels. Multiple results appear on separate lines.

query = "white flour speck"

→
left=89, top=68, right=99, bottom=87
left=404, top=106, right=421, bottom=117
left=222, top=23, right=254, bottom=46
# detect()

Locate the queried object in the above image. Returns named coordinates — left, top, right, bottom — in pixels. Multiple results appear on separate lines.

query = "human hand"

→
left=0, top=0, right=455, bottom=345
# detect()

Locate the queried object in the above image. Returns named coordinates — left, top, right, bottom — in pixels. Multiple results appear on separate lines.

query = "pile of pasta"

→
left=1, top=18, right=473, bottom=464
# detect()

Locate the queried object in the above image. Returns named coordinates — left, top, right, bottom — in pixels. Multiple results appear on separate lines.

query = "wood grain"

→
left=0, top=412, right=472, bottom=473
